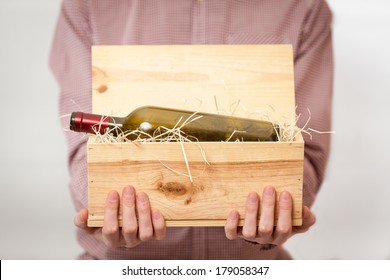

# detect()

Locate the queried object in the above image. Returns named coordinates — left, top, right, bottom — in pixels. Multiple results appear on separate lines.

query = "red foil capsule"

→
left=70, top=112, right=111, bottom=134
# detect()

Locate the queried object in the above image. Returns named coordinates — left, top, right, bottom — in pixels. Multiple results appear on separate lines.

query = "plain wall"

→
left=0, top=0, right=389, bottom=259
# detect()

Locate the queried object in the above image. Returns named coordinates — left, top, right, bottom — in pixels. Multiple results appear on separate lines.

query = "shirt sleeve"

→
left=294, top=0, right=334, bottom=207
left=49, top=0, right=92, bottom=210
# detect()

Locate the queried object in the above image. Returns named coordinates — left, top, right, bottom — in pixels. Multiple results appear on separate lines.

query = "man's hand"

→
left=224, top=186, right=316, bottom=247
left=74, top=185, right=166, bottom=248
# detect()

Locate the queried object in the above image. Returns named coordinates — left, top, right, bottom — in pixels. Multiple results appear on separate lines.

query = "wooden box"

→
left=87, top=45, right=304, bottom=227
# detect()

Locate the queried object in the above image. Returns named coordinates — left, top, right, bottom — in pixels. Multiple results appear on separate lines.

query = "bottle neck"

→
left=70, top=112, right=122, bottom=135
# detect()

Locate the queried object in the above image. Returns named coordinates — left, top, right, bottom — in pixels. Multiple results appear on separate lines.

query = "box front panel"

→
left=87, top=140, right=303, bottom=226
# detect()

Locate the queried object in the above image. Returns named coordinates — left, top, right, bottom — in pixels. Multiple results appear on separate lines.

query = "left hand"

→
left=224, top=186, right=316, bottom=247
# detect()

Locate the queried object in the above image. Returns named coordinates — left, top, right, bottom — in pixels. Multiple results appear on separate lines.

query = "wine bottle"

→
left=70, top=106, right=278, bottom=142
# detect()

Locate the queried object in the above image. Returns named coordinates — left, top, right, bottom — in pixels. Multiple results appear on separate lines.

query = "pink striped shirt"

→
left=50, top=0, right=333, bottom=259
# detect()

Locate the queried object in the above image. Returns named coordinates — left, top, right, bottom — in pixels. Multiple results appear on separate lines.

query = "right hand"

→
left=74, top=185, right=167, bottom=248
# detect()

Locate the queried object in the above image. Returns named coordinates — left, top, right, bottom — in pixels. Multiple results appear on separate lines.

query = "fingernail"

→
left=152, top=210, right=161, bottom=220
left=280, top=191, right=291, bottom=202
left=123, top=186, right=134, bottom=200
left=249, top=192, right=258, bottom=203
left=264, top=186, right=275, bottom=196
left=229, top=211, right=238, bottom=220
left=137, top=192, right=147, bottom=203
left=107, top=191, right=118, bottom=202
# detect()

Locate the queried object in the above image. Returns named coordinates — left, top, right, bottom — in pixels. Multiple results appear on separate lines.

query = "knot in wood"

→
left=158, top=182, right=188, bottom=197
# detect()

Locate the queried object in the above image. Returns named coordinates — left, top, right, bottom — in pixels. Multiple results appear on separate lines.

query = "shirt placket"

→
left=190, top=0, right=208, bottom=260
left=191, top=0, right=207, bottom=44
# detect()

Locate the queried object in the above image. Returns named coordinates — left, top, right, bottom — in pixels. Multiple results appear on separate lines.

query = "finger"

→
left=102, top=190, right=120, bottom=248
left=136, top=192, right=153, bottom=241
left=224, top=210, right=240, bottom=240
left=293, top=206, right=316, bottom=234
left=242, top=192, right=259, bottom=239
left=273, top=191, right=293, bottom=245
left=257, top=186, right=276, bottom=243
left=121, top=186, right=140, bottom=247
left=151, top=209, right=166, bottom=240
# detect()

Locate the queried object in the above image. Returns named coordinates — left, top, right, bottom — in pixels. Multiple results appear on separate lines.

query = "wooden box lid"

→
left=92, top=45, right=295, bottom=123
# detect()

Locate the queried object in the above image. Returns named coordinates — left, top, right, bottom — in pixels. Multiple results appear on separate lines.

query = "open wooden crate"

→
left=87, top=45, right=304, bottom=227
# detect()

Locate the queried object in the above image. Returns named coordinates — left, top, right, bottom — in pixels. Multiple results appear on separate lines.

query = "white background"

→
left=0, top=0, right=389, bottom=259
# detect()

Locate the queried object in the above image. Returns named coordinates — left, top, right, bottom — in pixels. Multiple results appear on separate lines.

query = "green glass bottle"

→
left=70, top=106, right=278, bottom=141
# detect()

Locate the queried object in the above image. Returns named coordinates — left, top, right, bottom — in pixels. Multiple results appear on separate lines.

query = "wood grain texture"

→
left=92, top=45, right=296, bottom=124
left=87, top=137, right=304, bottom=227
left=88, top=45, right=304, bottom=227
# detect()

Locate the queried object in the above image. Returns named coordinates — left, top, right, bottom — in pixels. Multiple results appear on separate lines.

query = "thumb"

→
left=293, top=206, right=316, bottom=234
left=74, top=209, right=93, bottom=232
